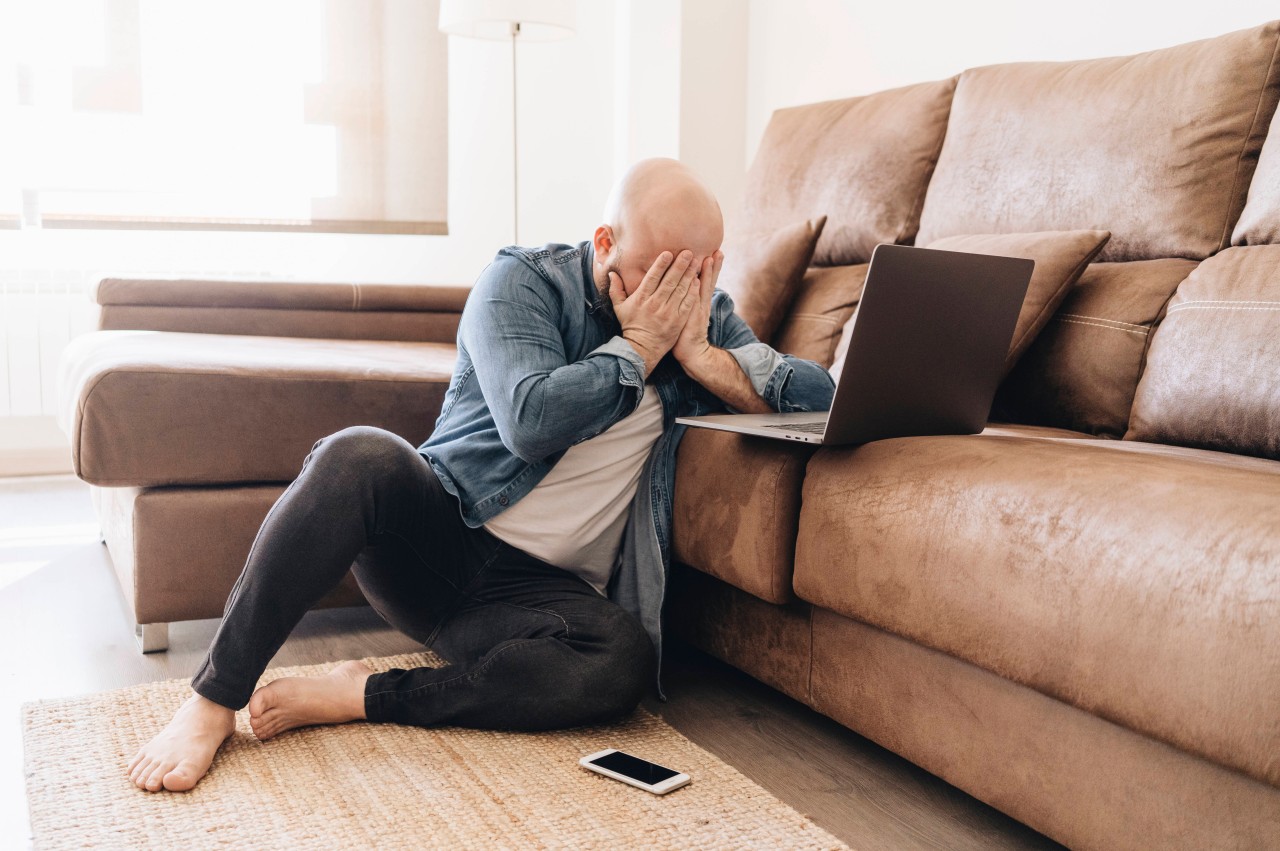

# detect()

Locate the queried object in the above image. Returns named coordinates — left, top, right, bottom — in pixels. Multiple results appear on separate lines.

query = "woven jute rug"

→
left=23, top=652, right=847, bottom=850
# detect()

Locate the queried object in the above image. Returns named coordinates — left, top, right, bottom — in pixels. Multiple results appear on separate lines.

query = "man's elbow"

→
left=501, top=425, right=554, bottom=464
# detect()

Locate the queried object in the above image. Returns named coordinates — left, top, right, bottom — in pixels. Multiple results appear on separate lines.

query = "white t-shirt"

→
left=484, top=385, right=665, bottom=594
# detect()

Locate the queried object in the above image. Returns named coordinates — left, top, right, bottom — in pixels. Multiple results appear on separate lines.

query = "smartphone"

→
left=579, top=748, right=691, bottom=795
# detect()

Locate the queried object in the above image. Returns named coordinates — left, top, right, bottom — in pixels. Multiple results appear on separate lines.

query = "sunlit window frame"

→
left=2, top=0, right=449, bottom=237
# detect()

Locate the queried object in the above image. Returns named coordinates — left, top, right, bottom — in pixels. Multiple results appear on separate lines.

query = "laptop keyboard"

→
left=763, top=421, right=826, bottom=434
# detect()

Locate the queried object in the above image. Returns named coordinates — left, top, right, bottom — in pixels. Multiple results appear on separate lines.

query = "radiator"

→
left=0, top=270, right=99, bottom=418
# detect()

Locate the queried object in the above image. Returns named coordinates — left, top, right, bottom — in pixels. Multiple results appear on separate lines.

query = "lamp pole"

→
left=437, top=1, right=576, bottom=249
left=511, top=20, right=520, bottom=245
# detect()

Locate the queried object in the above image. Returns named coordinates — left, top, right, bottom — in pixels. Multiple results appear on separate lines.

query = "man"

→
left=127, top=158, right=835, bottom=793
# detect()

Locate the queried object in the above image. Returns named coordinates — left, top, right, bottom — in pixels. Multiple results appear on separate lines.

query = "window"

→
left=0, top=0, right=448, bottom=234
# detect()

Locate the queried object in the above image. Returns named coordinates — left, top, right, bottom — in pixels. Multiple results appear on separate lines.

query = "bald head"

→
left=592, top=158, right=724, bottom=298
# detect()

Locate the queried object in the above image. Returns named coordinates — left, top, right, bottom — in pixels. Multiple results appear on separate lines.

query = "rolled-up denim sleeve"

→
left=460, top=255, right=647, bottom=462
left=712, top=290, right=835, bottom=413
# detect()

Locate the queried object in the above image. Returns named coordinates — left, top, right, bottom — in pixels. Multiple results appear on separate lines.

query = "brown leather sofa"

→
left=58, top=21, right=1280, bottom=850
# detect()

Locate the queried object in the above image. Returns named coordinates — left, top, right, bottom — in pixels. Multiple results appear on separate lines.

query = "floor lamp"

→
left=439, top=0, right=576, bottom=246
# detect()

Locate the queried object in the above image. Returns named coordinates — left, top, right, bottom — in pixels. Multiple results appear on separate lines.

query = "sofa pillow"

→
left=834, top=230, right=1111, bottom=382
left=717, top=216, right=826, bottom=344
left=928, top=231, right=1111, bottom=375
left=1233, top=97, right=1280, bottom=245
left=771, top=264, right=867, bottom=367
left=994, top=259, right=1198, bottom=437
left=1127, top=245, right=1280, bottom=460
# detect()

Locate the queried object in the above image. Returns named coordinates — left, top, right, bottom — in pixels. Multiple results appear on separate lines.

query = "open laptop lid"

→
left=821, top=244, right=1033, bottom=445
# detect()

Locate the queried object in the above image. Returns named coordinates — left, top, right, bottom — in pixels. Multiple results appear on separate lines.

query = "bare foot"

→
left=247, top=660, right=373, bottom=740
left=127, top=693, right=236, bottom=792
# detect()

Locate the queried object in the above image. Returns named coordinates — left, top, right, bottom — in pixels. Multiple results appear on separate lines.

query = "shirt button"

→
left=498, top=495, right=509, bottom=506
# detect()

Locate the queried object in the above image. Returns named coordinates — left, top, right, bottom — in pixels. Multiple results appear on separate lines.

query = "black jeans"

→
left=191, top=425, right=656, bottom=730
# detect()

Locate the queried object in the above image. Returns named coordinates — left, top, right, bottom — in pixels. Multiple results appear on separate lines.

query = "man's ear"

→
left=592, top=225, right=615, bottom=264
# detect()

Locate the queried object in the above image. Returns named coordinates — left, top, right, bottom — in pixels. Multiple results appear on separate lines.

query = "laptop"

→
left=676, top=243, right=1034, bottom=446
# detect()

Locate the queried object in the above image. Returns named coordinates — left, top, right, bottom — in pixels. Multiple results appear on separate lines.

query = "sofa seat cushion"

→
left=672, top=424, right=1082, bottom=606
left=59, top=330, right=457, bottom=486
left=794, top=432, right=1280, bottom=788
left=672, top=426, right=818, bottom=604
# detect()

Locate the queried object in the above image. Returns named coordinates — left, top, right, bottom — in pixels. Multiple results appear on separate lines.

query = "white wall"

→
left=680, top=0, right=748, bottom=232
left=612, top=0, right=748, bottom=231
left=745, top=0, right=1280, bottom=165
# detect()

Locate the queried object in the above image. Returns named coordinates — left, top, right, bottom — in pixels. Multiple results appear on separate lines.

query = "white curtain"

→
left=0, top=0, right=449, bottom=234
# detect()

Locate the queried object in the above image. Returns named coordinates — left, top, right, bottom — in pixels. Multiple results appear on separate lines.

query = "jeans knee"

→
left=582, top=609, right=655, bottom=718
left=307, top=426, right=414, bottom=483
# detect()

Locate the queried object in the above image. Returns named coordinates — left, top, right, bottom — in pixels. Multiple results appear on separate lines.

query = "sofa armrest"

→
left=91, top=278, right=471, bottom=343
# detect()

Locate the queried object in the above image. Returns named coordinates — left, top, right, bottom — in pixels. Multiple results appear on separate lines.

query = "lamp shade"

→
left=439, top=0, right=575, bottom=41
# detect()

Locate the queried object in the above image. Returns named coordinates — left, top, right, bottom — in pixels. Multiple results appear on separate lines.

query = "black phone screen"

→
left=589, top=750, right=680, bottom=785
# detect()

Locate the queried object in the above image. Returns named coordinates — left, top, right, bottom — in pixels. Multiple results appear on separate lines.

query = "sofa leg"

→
left=135, top=622, right=169, bottom=654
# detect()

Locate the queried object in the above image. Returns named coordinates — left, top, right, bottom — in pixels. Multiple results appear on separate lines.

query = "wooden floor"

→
left=0, top=475, right=1062, bottom=849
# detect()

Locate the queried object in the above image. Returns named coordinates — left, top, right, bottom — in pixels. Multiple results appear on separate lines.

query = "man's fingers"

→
left=679, top=272, right=702, bottom=314
left=656, top=250, right=694, bottom=299
left=699, top=256, right=717, bottom=308
left=637, top=251, right=675, bottom=298
left=667, top=251, right=698, bottom=304
left=700, top=256, right=715, bottom=288
left=607, top=271, right=627, bottom=307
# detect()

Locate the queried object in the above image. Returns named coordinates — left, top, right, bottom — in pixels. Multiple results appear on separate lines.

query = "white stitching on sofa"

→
left=352, top=284, right=361, bottom=311
left=788, top=313, right=839, bottom=326
left=1166, top=304, right=1280, bottom=314
left=1173, top=299, right=1280, bottom=306
left=1053, top=317, right=1148, bottom=335
left=1057, top=313, right=1149, bottom=331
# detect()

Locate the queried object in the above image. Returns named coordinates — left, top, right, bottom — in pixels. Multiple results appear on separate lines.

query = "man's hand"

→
left=608, top=249, right=701, bottom=376
left=672, top=250, right=724, bottom=368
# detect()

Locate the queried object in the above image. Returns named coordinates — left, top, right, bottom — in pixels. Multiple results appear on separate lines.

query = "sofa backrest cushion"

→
left=1126, top=245, right=1280, bottom=459
left=915, top=21, right=1280, bottom=262
left=994, top=259, right=1199, bottom=438
left=93, top=278, right=472, bottom=342
left=717, top=216, right=826, bottom=344
left=1233, top=99, right=1280, bottom=245
left=740, top=78, right=956, bottom=267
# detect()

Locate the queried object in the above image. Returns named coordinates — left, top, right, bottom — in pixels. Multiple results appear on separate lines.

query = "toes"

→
left=127, top=751, right=144, bottom=774
left=247, top=686, right=275, bottom=719
left=132, top=757, right=158, bottom=787
left=144, top=763, right=170, bottom=792
left=162, top=761, right=201, bottom=792
left=250, top=706, right=278, bottom=736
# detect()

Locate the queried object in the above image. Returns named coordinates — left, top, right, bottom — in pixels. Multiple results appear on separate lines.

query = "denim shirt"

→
left=419, top=242, right=836, bottom=689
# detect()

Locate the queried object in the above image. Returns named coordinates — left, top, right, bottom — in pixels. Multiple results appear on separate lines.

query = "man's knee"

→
left=582, top=608, right=655, bottom=719
left=307, top=426, right=416, bottom=483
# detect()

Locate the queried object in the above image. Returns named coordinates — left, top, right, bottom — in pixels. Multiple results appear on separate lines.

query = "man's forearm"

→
left=679, top=346, right=773, bottom=414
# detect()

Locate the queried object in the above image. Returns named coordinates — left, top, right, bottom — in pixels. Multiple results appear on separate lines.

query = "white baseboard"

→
left=0, top=446, right=73, bottom=477
left=0, top=416, right=74, bottom=477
